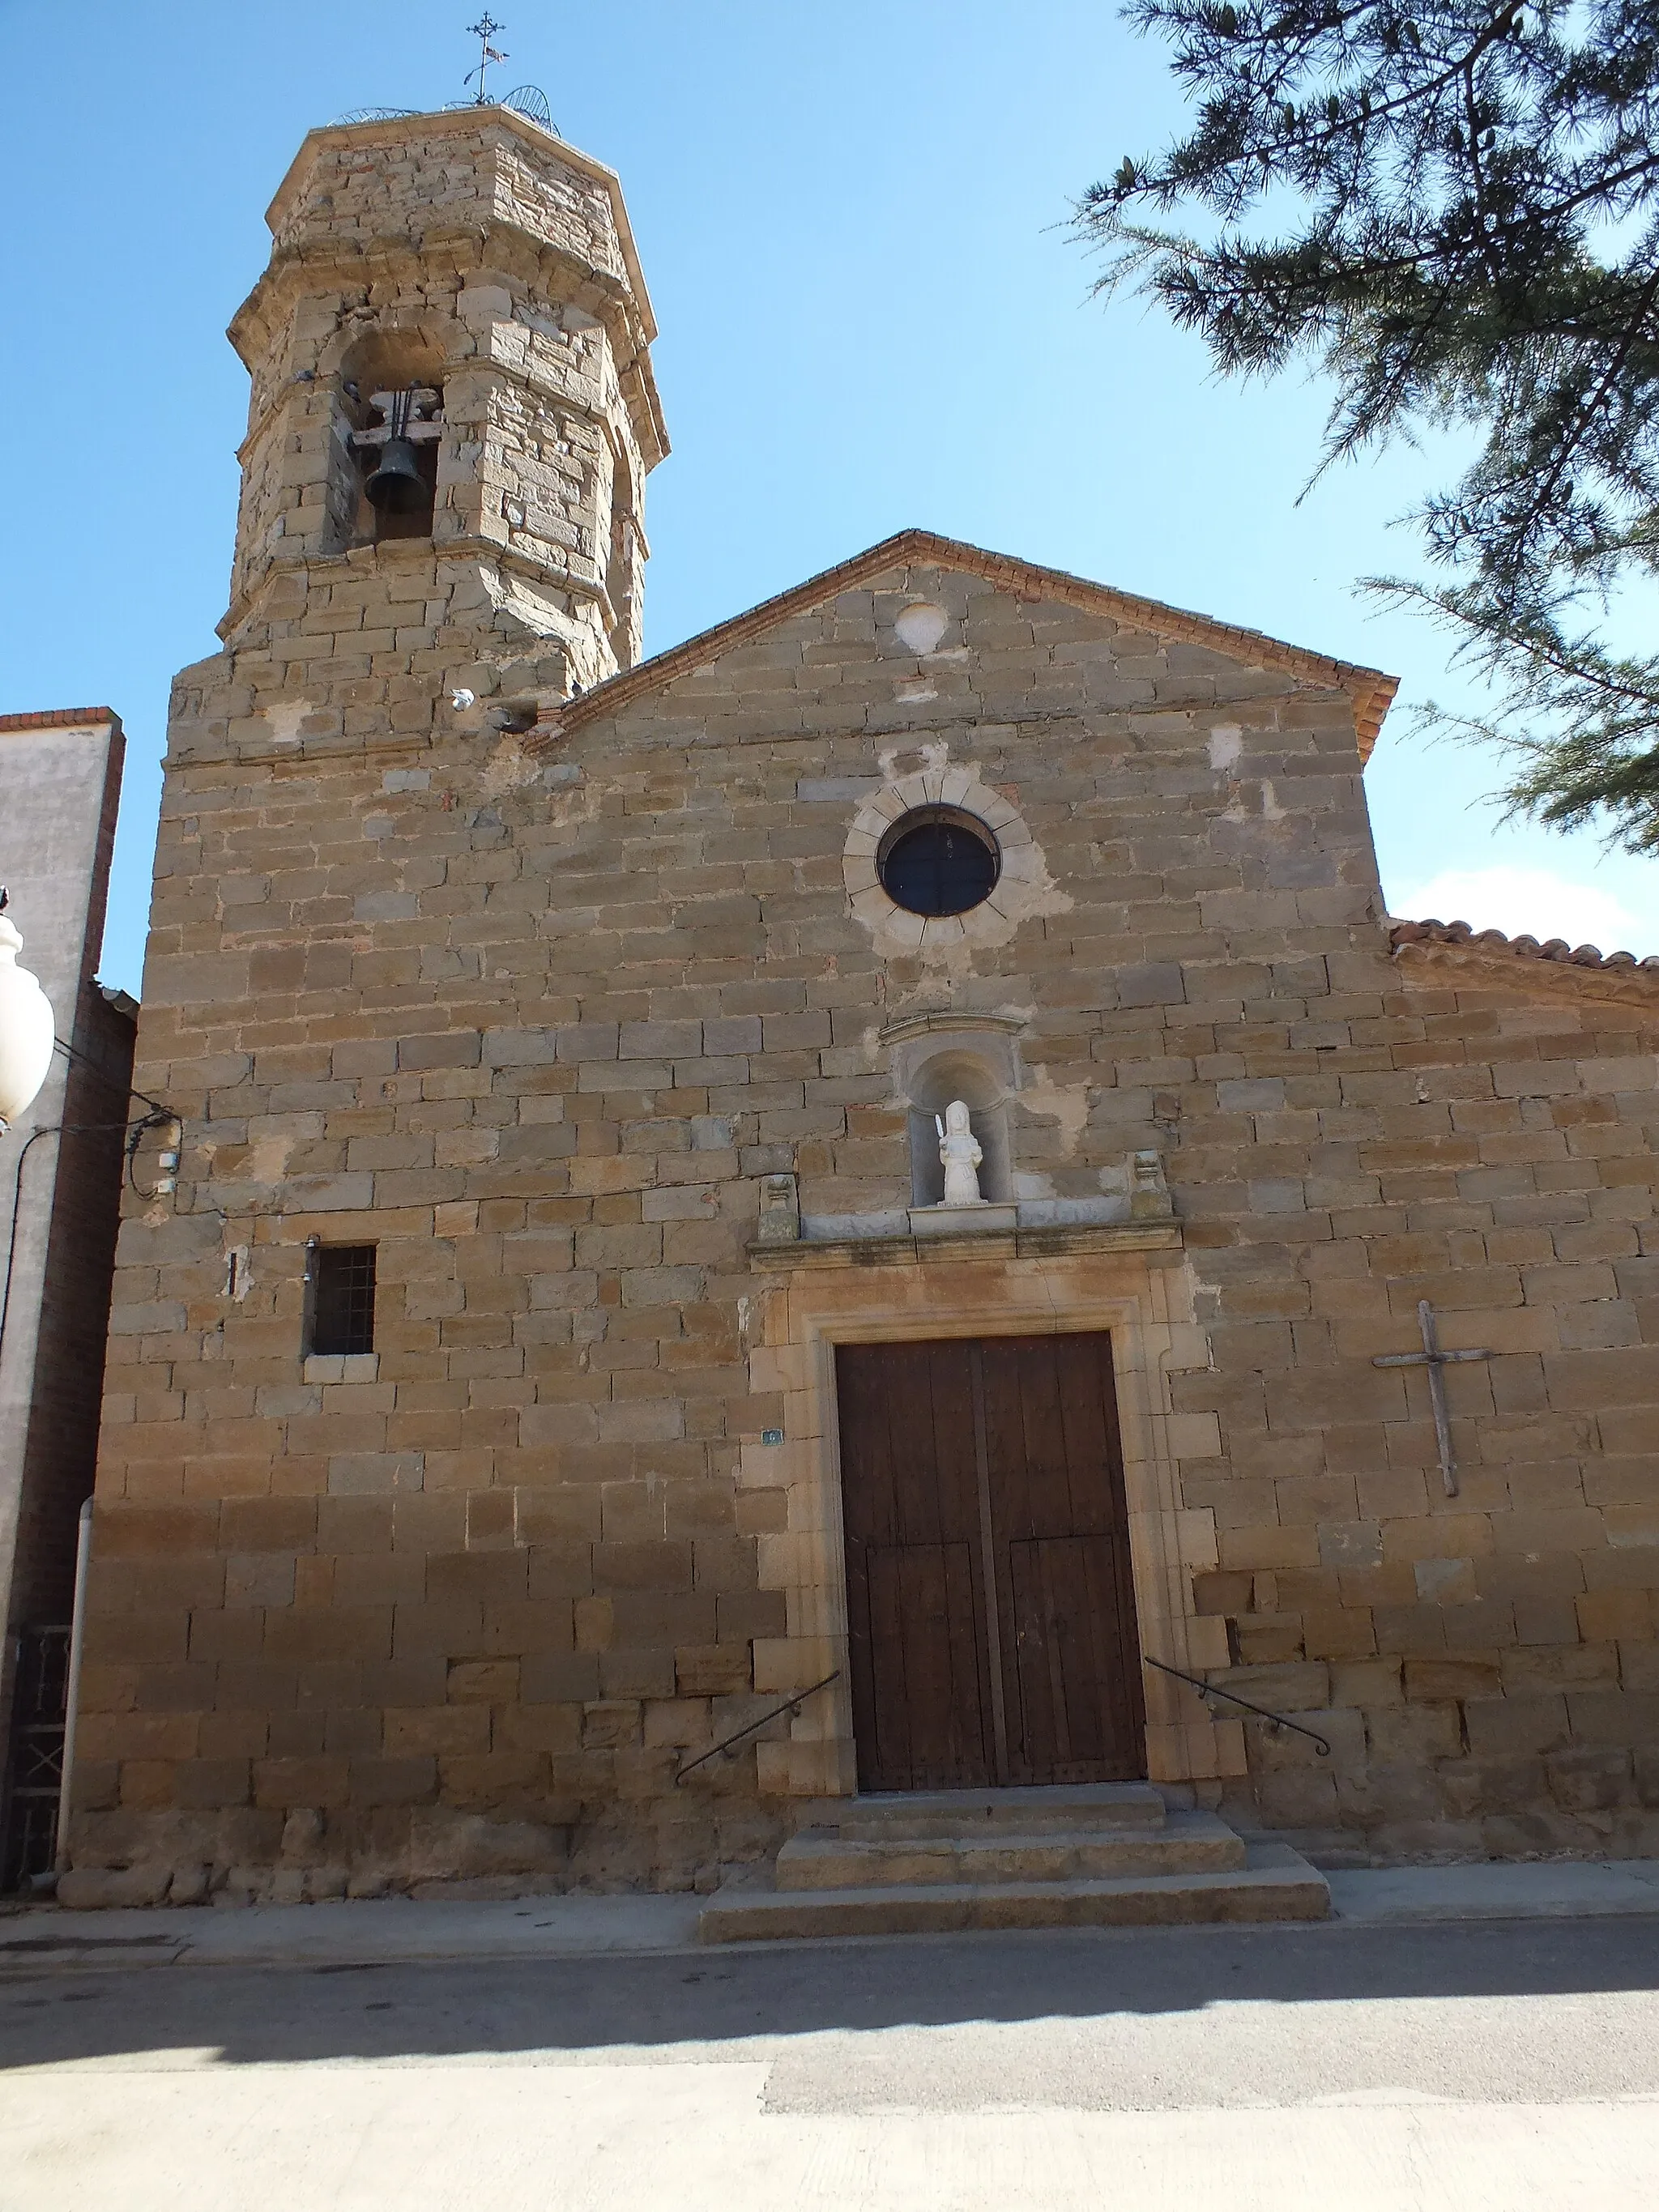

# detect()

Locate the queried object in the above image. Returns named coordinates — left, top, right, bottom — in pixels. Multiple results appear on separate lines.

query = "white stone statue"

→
left=935, top=1100, right=986, bottom=1206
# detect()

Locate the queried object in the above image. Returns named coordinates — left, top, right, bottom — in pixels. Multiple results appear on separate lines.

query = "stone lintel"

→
left=748, top=1221, right=1183, bottom=1271
left=876, top=1009, right=1028, bottom=1047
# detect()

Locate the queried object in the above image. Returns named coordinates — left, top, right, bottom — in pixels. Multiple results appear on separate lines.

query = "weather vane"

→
left=330, top=8, right=561, bottom=139
left=466, top=15, right=509, bottom=105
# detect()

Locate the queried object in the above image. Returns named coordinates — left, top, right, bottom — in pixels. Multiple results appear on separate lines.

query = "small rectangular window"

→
left=306, top=1243, right=376, bottom=1357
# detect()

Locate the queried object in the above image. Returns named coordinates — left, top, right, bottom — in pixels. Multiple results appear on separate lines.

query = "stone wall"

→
left=1194, top=936, right=1659, bottom=1863
left=75, top=524, right=1659, bottom=1903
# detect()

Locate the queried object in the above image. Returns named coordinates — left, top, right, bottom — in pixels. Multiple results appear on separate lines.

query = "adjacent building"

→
left=0, top=709, right=136, bottom=1884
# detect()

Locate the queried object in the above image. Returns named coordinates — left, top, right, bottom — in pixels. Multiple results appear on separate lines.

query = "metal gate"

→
left=2, top=1626, right=69, bottom=1891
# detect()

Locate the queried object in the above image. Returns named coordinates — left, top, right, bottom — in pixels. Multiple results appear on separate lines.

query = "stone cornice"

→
left=228, top=221, right=666, bottom=471
left=216, top=535, right=616, bottom=650
left=166, top=725, right=443, bottom=773
left=749, top=1220, right=1183, bottom=1271
left=260, top=108, right=659, bottom=343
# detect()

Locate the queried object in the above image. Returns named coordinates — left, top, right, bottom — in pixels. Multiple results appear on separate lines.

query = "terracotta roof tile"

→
left=1389, top=916, right=1659, bottom=974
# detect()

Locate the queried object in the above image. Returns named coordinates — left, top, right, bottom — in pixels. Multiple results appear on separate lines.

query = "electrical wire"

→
left=51, top=1034, right=170, bottom=1119
left=0, top=1109, right=177, bottom=1378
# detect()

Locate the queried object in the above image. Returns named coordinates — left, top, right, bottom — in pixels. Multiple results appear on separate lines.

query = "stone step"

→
left=820, top=1782, right=1168, bottom=1842
left=775, top=1809, right=1244, bottom=1890
left=698, top=1843, right=1331, bottom=1944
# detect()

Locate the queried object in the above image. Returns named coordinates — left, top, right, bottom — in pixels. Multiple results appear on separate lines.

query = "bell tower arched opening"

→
left=323, top=333, right=449, bottom=552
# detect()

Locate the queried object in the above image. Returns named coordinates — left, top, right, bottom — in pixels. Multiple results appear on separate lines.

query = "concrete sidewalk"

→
left=3, top=1857, right=1659, bottom=1975
left=1327, top=1857, right=1659, bottom=1924
left=0, top=1890, right=705, bottom=1974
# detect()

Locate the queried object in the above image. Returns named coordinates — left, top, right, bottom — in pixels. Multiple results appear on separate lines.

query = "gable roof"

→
left=556, top=528, right=1400, bottom=757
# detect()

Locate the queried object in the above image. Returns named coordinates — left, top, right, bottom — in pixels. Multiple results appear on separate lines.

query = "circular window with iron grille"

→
left=876, top=807, right=1000, bottom=918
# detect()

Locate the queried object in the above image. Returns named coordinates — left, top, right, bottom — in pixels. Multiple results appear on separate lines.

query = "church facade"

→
left=65, top=106, right=1659, bottom=1907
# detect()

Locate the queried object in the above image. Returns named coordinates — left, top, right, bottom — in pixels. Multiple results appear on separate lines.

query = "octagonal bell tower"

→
left=213, top=104, right=666, bottom=735
left=79, top=110, right=675, bottom=1895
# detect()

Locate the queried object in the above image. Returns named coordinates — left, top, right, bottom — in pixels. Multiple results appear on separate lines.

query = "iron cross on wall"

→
left=1371, top=1300, right=1496, bottom=1498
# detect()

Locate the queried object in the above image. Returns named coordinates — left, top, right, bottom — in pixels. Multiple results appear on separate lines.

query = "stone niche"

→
left=895, top=1020, right=1020, bottom=1211
left=787, top=1011, right=1175, bottom=1247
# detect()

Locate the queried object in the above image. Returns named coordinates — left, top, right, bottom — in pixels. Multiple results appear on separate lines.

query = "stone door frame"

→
left=741, top=1240, right=1246, bottom=1797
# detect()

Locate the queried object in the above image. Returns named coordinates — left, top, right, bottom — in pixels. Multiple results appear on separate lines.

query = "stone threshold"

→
left=750, top=1219, right=1182, bottom=1270
left=697, top=1843, right=1331, bottom=1942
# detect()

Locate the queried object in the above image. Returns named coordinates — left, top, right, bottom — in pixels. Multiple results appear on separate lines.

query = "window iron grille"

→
left=306, top=1243, right=377, bottom=1358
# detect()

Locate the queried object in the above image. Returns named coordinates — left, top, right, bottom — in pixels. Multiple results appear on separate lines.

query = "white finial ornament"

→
left=936, top=1099, right=985, bottom=1207
left=0, top=896, right=56, bottom=1132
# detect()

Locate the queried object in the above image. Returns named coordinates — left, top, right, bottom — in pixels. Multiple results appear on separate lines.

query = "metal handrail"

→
left=1144, top=1655, right=1332, bottom=1756
left=674, top=1671, right=841, bottom=1785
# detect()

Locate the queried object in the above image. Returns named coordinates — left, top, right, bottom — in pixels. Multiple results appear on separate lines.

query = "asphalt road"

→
left=3, top=1919, right=1658, bottom=2208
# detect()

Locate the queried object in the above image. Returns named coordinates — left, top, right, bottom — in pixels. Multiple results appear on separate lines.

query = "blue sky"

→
left=2, top=0, right=1653, bottom=995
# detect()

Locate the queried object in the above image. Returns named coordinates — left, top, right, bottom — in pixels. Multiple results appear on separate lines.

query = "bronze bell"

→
left=365, top=436, right=426, bottom=515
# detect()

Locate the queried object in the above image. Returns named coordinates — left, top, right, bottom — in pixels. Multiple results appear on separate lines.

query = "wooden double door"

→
left=836, top=1332, right=1147, bottom=1793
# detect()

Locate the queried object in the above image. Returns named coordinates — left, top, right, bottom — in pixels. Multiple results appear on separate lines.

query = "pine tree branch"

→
left=1080, top=0, right=1659, bottom=834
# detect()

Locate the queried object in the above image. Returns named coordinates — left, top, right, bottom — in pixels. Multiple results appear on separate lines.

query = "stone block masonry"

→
left=63, top=107, right=1659, bottom=1905
left=221, top=107, right=663, bottom=705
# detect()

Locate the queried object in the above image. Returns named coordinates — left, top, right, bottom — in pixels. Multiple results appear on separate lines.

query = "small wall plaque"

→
left=761, top=1429, right=784, bottom=1446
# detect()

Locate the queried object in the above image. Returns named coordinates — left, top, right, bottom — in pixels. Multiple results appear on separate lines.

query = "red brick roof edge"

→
left=1390, top=916, right=1659, bottom=974
left=0, top=706, right=121, bottom=733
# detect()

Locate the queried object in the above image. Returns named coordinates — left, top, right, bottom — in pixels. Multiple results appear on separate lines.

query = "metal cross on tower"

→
left=1371, top=1300, right=1495, bottom=1498
left=466, top=15, right=509, bottom=104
